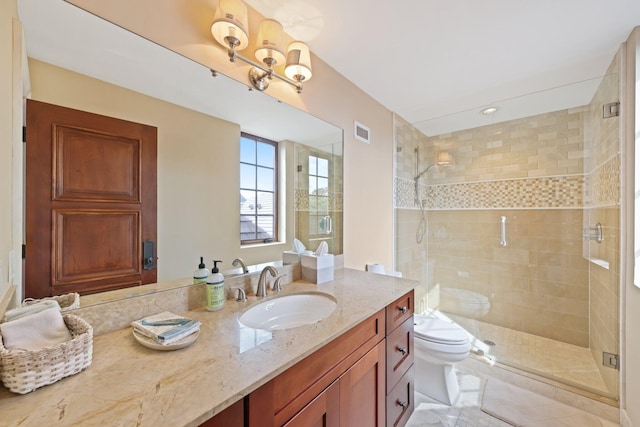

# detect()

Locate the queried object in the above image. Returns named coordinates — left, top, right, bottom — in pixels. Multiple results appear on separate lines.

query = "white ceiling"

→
left=18, top=0, right=640, bottom=137
left=246, top=0, right=640, bottom=134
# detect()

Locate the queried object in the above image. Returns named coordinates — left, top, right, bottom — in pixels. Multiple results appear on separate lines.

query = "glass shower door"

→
left=295, top=142, right=343, bottom=255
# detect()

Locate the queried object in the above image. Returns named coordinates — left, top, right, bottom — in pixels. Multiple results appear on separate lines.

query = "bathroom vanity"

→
left=0, top=269, right=417, bottom=427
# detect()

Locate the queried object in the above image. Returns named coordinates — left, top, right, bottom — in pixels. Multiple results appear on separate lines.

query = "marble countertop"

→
left=0, top=268, right=417, bottom=427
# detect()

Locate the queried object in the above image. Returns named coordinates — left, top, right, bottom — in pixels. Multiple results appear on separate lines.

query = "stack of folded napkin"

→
left=131, top=311, right=200, bottom=346
left=0, top=300, right=73, bottom=352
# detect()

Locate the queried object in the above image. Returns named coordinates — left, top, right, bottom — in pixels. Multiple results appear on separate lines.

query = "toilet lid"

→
left=414, top=316, right=469, bottom=345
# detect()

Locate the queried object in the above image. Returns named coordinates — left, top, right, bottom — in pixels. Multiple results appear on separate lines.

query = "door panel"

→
left=283, top=381, right=339, bottom=427
left=26, top=99, right=157, bottom=298
left=339, top=340, right=386, bottom=427
left=52, top=210, right=140, bottom=284
left=53, top=125, right=140, bottom=202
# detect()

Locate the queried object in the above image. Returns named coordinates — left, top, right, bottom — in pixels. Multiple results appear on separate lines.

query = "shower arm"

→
left=415, top=163, right=438, bottom=181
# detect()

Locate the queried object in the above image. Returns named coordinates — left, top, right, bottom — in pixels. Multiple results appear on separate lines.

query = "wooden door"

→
left=339, top=340, right=386, bottom=427
left=25, top=99, right=157, bottom=298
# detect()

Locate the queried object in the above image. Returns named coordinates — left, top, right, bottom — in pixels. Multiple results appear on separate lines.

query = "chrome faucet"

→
left=256, top=266, right=277, bottom=297
left=232, top=257, right=249, bottom=274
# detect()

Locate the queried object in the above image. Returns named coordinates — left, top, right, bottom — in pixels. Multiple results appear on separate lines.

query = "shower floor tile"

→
left=447, top=314, right=610, bottom=395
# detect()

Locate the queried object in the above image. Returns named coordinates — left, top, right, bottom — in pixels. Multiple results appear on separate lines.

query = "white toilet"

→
left=413, top=314, right=471, bottom=406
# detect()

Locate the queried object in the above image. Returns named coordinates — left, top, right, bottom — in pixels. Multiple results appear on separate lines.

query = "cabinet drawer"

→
left=385, top=290, right=414, bottom=333
left=386, top=315, right=414, bottom=392
left=386, top=365, right=414, bottom=427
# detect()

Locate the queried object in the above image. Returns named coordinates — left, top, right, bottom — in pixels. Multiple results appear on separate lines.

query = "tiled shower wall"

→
left=395, top=109, right=591, bottom=346
left=394, top=60, right=621, bottom=396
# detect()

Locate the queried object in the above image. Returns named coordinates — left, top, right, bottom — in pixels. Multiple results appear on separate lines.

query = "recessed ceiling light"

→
left=480, top=106, right=498, bottom=115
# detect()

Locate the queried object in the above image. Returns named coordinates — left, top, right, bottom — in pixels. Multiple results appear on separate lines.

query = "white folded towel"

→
left=3, top=299, right=61, bottom=322
left=1, top=306, right=73, bottom=351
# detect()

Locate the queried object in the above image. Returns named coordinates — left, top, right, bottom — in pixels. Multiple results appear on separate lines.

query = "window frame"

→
left=239, top=132, right=279, bottom=245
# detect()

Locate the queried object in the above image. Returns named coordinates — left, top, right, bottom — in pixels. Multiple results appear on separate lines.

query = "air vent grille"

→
left=354, top=121, right=370, bottom=143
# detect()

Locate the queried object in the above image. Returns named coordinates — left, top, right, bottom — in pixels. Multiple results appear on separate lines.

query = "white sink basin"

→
left=239, top=292, right=337, bottom=331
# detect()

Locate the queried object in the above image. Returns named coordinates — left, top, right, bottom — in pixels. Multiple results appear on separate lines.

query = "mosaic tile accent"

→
left=585, top=155, right=620, bottom=207
left=395, top=175, right=585, bottom=210
left=294, top=188, right=343, bottom=211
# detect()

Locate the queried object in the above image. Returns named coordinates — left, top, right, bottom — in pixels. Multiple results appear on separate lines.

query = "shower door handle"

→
left=323, top=215, right=332, bottom=235
left=500, top=216, right=508, bottom=247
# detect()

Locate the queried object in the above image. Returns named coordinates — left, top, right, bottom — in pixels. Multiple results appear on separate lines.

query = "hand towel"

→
left=3, top=299, right=61, bottom=323
left=0, top=306, right=73, bottom=351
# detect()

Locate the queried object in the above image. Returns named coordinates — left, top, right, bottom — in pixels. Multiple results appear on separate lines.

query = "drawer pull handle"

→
left=399, top=306, right=408, bottom=314
left=397, top=400, right=408, bottom=409
left=396, top=346, right=407, bottom=355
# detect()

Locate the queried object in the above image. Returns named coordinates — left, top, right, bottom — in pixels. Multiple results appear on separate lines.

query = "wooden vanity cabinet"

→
left=385, top=291, right=415, bottom=427
left=198, top=398, right=244, bottom=427
left=201, top=289, right=415, bottom=427
left=246, top=309, right=386, bottom=427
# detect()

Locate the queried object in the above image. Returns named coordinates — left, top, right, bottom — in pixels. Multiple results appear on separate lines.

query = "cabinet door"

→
left=283, top=381, right=339, bottom=427
left=199, top=399, right=243, bottom=427
left=339, top=340, right=386, bottom=426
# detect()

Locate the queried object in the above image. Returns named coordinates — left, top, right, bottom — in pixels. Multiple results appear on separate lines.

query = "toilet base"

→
left=415, top=355, right=461, bottom=406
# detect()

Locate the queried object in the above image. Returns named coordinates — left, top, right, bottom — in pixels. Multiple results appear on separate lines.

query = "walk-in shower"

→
left=394, top=64, right=622, bottom=404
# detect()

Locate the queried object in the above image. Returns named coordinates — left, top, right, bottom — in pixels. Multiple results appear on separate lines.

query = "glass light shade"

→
left=254, top=19, right=286, bottom=67
left=437, top=151, right=453, bottom=165
left=211, top=0, right=249, bottom=50
left=285, top=41, right=312, bottom=82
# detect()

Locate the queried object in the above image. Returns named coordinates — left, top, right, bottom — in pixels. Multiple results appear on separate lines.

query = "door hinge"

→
left=603, top=352, right=619, bottom=370
left=22, top=126, right=26, bottom=143
left=22, top=244, right=26, bottom=259
left=603, top=102, right=620, bottom=119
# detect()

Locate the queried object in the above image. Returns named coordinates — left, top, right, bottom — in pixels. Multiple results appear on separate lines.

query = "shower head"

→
left=414, top=149, right=453, bottom=181
left=414, top=158, right=453, bottom=180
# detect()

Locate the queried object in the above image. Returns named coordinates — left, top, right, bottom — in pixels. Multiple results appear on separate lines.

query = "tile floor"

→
left=446, top=314, right=611, bottom=396
left=406, top=364, right=619, bottom=427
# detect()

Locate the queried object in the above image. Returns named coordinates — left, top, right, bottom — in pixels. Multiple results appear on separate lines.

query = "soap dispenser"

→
left=206, top=260, right=225, bottom=312
left=193, top=257, right=210, bottom=285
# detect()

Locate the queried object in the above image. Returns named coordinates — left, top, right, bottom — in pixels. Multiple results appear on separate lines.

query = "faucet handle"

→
left=231, top=287, right=247, bottom=302
left=272, top=275, right=287, bottom=292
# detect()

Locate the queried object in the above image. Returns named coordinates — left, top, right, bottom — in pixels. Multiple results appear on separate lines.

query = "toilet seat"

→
left=414, top=315, right=469, bottom=345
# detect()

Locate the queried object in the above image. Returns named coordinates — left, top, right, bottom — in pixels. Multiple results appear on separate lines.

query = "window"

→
left=240, top=132, right=278, bottom=244
left=308, top=155, right=330, bottom=237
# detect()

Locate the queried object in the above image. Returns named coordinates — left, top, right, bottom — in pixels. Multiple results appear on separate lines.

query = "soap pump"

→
left=193, top=257, right=210, bottom=285
left=206, top=260, right=225, bottom=312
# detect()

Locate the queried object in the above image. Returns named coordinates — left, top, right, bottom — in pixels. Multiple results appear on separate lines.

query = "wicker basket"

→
left=0, top=314, right=93, bottom=394
left=22, top=292, right=80, bottom=312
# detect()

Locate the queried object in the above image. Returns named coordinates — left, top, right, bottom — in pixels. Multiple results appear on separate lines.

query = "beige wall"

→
left=623, top=26, right=640, bottom=427
left=28, top=58, right=298, bottom=281
left=0, top=0, right=21, bottom=310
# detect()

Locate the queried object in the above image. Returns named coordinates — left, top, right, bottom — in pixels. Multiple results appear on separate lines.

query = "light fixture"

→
left=211, top=0, right=313, bottom=93
left=480, top=106, right=498, bottom=115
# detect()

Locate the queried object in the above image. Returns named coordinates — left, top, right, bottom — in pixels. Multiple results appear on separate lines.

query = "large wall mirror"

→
left=18, top=0, right=343, bottom=303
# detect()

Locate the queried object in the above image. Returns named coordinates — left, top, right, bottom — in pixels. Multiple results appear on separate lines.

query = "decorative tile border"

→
left=395, top=175, right=586, bottom=210
left=586, top=155, right=620, bottom=207
left=295, top=188, right=343, bottom=211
